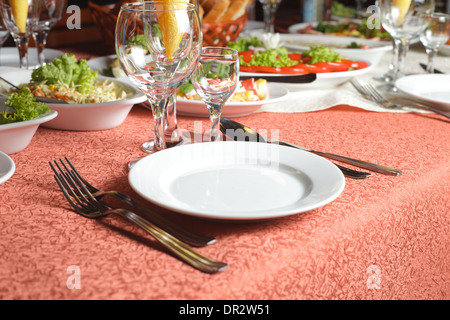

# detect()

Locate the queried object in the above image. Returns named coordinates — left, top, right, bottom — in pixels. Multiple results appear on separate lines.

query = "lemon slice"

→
left=158, top=0, right=189, bottom=60
left=393, top=0, right=412, bottom=24
left=10, top=0, right=29, bottom=33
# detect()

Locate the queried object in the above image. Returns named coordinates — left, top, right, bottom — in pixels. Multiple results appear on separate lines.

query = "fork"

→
left=350, top=79, right=450, bottom=119
left=52, top=158, right=215, bottom=247
left=49, top=161, right=228, bottom=274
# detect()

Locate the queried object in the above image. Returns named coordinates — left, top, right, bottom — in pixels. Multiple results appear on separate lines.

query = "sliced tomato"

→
left=239, top=50, right=254, bottom=64
left=340, top=59, right=368, bottom=70
left=241, top=78, right=258, bottom=96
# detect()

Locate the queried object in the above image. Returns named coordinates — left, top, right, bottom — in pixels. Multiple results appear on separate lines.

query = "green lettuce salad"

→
left=31, top=53, right=98, bottom=94
left=0, top=87, right=50, bottom=124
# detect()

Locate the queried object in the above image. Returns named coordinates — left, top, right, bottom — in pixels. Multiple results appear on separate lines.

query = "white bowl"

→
left=0, top=68, right=146, bottom=131
left=0, top=97, right=58, bottom=154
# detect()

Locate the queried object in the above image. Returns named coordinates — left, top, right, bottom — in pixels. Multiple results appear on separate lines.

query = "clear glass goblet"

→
left=191, top=47, right=239, bottom=142
left=0, top=21, right=10, bottom=64
left=377, top=0, right=434, bottom=92
left=0, top=0, right=41, bottom=69
left=116, top=1, right=201, bottom=166
left=419, top=12, right=450, bottom=73
left=32, top=0, right=67, bottom=67
left=258, top=0, right=282, bottom=34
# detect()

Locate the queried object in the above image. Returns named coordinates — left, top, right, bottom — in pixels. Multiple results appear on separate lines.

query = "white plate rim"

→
left=0, top=150, right=15, bottom=184
left=177, top=82, right=289, bottom=107
left=0, top=109, right=58, bottom=131
left=395, top=74, right=450, bottom=107
left=128, top=141, right=345, bottom=221
left=0, top=47, right=64, bottom=67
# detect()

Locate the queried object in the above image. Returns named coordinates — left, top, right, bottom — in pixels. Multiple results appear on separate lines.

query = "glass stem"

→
left=393, top=38, right=410, bottom=81
left=164, top=94, right=178, bottom=139
left=262, top=3, right=278, bottom=33
left=209, top=115, right=221, bottom=142
left=33, top=30, right=49, bottom=66
left=426, top=48, right=437, bottom=73
left=150, top=96, right=170, bottom=151
left=13, top=35, right=30, bottom=69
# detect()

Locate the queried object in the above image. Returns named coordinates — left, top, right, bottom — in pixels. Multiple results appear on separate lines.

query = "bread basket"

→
left=88, top=1, right=247, bottom=54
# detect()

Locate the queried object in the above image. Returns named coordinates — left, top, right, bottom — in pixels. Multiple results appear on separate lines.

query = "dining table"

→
left=0, top=25, right=449, bottom=302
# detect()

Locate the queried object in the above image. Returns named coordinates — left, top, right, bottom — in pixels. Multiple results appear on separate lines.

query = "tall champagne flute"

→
left=378, top=0, right=434, bottom=92
left=0, top=0, right=41, bottom=69
left=32, top=0, right=67, bottom=67
left=258, top=0, right=282, bottom=33
left=116, top=1, right=201, bottom=165
left=191, top=47, right=239, bottom=142
left=420, top=12, right=450, bottom=73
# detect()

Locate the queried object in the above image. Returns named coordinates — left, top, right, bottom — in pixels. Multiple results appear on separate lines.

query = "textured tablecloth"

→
left=0, top=43, right=449, bottom=301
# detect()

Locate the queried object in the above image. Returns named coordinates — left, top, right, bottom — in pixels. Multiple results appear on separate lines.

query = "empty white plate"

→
left=128, top=141, right=345, bottom=221
left=395, top=74, right=450, bottom=111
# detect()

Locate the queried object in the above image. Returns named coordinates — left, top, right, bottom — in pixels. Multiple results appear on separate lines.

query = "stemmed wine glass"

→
left=32, top=0, right=67, bottom=67
left=377, top=0, right=434, bottom=92
left=116, top=1, right=201, bottom=166
left=0, top=20, right=10, bottom=64
left=0, top=0, right=41, bottom=69
left=419, top=12, right=450, bottom=73
left=191, top=47, right=239, bottom=142
left=258, top=0, right=282, bottom=33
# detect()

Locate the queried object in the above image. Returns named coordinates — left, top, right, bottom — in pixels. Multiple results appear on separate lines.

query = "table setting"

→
left=0, top=0, right=449, bottom=301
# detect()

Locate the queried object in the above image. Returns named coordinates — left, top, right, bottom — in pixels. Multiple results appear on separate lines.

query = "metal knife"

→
left=219, top=118, right=402, bottom=177
left=419, top=63, right=444, bottom=74
left=240, top=73, right=317, bottom=84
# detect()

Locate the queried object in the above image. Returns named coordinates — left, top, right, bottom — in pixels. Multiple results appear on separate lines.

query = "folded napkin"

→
left=257, top=44, right=450, bottom=114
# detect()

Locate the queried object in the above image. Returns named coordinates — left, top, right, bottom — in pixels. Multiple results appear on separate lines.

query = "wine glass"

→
left=32, top=0, right=67, bottom=67
left=419, top=12, right=450, bottom=73
left=191, top=47, right=239, bottom=142
left=258, top=0, right=282, bottom=33
left=0, top=0, right=41, bottom=69
left=116, top=1, right=201, bottom=165
left=377, top=0, right=434, bottom=92
left=0, top=20, right=10, bottom=64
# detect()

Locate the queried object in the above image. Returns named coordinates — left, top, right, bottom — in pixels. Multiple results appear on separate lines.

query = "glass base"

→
left=376, top=83, right=399, bottom=94
left=373, top=73, right=394, bottom=83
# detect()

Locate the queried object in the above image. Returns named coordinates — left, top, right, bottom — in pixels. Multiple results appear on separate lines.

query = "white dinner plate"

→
left=395, top=74, right=450, bottom=111
left=176, top=83, right=289, bottom=117
left=0, top=47, right=64, bottom=68
left=0, top=150, right=15, bottom=184
left=128, top=141, right=345, bottom=221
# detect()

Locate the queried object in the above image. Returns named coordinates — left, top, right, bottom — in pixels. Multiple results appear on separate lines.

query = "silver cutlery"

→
left=351, top=79, right=450, bottom=120
left=419, top=63, right=444, bottom=74
left=219, top=118, right=401, bottom=177
left=0, top=76, right=68, bottom=104
left=51, top=158, right=216, bottom=247
left=49, top=159, right=227, bottom=274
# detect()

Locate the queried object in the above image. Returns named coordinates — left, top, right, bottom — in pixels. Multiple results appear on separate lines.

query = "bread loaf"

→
left=202, top=0, right=253, bottom=23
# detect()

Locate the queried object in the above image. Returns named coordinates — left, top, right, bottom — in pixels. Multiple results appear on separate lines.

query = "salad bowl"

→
left=0, top=96, right=58, bottom=154
left=0, top=68, right=146, bottom=131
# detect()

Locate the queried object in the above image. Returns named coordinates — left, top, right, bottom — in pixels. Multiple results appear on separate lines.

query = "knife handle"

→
left=276, top=140, right=402, bottom=176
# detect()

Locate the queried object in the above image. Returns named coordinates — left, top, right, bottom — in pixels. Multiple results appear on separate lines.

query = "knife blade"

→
left=240, top=73, right=317, bottom=84
left=219, top=118, right=402, bottom=177
left=419, top=63, right=444, bottom=74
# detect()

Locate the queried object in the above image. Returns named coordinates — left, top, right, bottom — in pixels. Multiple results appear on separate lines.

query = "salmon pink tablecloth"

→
left=1, top=104, right=449, bottom=300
